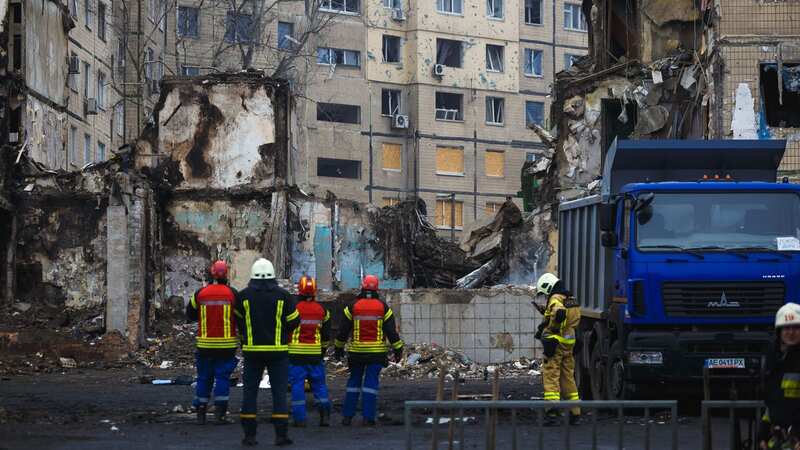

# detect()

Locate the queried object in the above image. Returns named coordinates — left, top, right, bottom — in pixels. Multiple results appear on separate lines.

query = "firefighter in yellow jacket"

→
left=534, top=272, right=582, bottom=426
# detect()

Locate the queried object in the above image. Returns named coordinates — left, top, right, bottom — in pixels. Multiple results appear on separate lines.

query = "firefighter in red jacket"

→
left=288, top=275, right=332, bottom=427
left=186, top=260, right=239, bottom=425
left=334, top=275, right=403, bottom=426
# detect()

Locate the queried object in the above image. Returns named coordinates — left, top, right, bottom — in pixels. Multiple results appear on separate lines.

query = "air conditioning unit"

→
left=68, top=56, right=80, bottom=74
left=433, top=64, right=445, bottom=77
left=85, top=98, right=98, bottom=115
left=391, top=8, right=406, bottom=21
left=393, top=114, right=409, bottom=129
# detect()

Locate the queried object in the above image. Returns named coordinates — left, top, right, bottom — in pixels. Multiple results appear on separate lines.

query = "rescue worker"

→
left=534, top=272, right=582, bottom=426
left=288, top=275, right=332, bottom=427
left=235, top=258, right=300, bottom=447
left=186, top=260, right=239, bottom=425
left=758, top=302, right=800, bottom=449
left=334, top=275, right=403, bottom=426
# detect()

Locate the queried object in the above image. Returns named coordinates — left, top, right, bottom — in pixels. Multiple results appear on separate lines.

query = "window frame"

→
left=96, top=70, right=107, bottom=110
left=381, top=142, right=402, bottom=172
left=382, top=0, right=401, bottom=9
left=435, top=198, right=464, bottom=230
left=564, top=53, right=581, bottom=70
left=317, top=47, right=361, bottom=68
left=485, top=97, right=505, bottom=126
left=69, top=52, right=79, bottom=92
left=177, top=6, right=200, bottom=38
left=316, top=157, right=362, bottom=179
left=69, top=126, right=78, bottom=166
left=69, top=0, right=78, bottom=19
left=97, top=141, right=106, bottom=161
left=486, top=44, right=504, bottom=73
left=436, top=0, right=463, bottom=15
left=523, top=48, right=543, bottom=77
left=181, top=65, right=200, bottom=76
left=382, top=35, right=401, bottom=63
left=84, top=133, right=92, bottom=164
left=436, top=38, right=463, bottom=68
left=564, top=3, right=588, bottom=32
left=225, top=11, right=255, bottom=44
left=524, top=0, right=542, bottom=25
left=97, top=2, right=107, bottom=41
left=278, top=22, right=294, bottom=50
left=320, top=0, right=361, bottom=15
left=484, top=149, right=505, bottom=177
left=114, top=103, right=124, bottom=137
left=486, top=0, right=503, bottom=19
left=435, top=92, right=464, bottom=122
left=435, top=146, right=465, bottom=177
left=525, top=100, right=545, bottom=128
left=85, top=0, right=93, bottom=30
left=317, top=102, right=361, bottom=124
left=83, top=61, right=91, bottom=98
left=381, top=89, right=402, bottom=117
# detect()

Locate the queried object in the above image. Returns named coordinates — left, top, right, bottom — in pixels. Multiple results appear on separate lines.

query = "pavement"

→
left=0, top=368, right=752, bottom=449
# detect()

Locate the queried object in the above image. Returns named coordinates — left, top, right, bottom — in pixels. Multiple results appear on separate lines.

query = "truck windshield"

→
left=636, top=192, right=800, bottom=251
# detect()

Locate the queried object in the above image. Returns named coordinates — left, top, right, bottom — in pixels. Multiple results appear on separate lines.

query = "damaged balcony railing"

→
left=701, top=400, right=765, bottom=450
left=403, top=400, right=679, bottom=450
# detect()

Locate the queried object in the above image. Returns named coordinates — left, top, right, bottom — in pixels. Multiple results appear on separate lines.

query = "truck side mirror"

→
left=599, top=203, right=616, bottom=232
left=601, top=230, right=618, bottom=247
left=637, top=204, right=653, bottom=225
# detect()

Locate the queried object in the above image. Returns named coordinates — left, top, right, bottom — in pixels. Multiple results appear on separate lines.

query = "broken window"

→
left=69, top=127, right=77, bottom=166
left=436, top=146, right=464, bottom=175
left=181, top=66, right=200, bottom=76
left=607, top=0, right=638, bottom=62
left=225, top=12, right=254, bottom=43
left=437, top=0, right=462, bottom=14
left=485, top=201, right=503, bottom=215
left=317, top=158, right=361, bottom=179
left=760, top=63, right=800, bottom=128
left=69, top=0, right=78, bottom=18
left=98, top=142, right=106, bottom=161
left=12, top=34, right=22, bottom=71
left=435, top=92, right=463, bottom=121
left=321, top=0, right=360, bottom=14
left=525, top=101, right=544, bottom=127
left=436, top=39, right=462, bottom=68
left=435, top=198, right=464, bottom=229
left=317, top=102, right=361, bottom=124
left=600, top=98, right=637, bottom=164
left=97, top=71, right=107, bottom=109
left=524, top=48, right=543, bottom=76
left=564, top=3, right=587, bottom=31
left=382, top=197, right=401, bottom=207
left=526, top=152, right=537, bottom=161
left=382, top=89, right=401, bottom=116
left=98, top=2, right=107, bottom=40
left=86, top=0, right=93, bottom=30
left=83, top=61, right=91, bottom=97
left=383, top=0, right=401, bottom=8
left=144, top=48, right=154, bottom=80
left=11, top=3, right=21, bottom=23
left=487, top=0, right=503, bottom=19
left=564, top=53, right=580, bottom=70
left=278, top=22, right=294, bottom=49
left=115, top=103, right=124, bottom=136
left=525, top=0, right=541, bottom=24
left=383, top=35, right=401, bottom=63
left=317, top=47, right=360, bottom=67
left=178, top=6, right=199, bottom=38
left=485, top=97, right=504, bottom=125
left=486, top=45, right=504, bottom=72
left=84, top=134, right=92, bottom=163
left=382, top=143, right=402, bottom=171
left=485, top=150, right=505, bottom=177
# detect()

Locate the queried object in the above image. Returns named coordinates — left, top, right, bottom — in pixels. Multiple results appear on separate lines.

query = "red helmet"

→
left=361, top=275, right=379, bottom=292
left=209, top=260, right=228, bottom=280
left=297, top=275, right=317, bottom=297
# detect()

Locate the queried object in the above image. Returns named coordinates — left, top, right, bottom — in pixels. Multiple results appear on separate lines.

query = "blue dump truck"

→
left=559, top=139, right=800, bottom=400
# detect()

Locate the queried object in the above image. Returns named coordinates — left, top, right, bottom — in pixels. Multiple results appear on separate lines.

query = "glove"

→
left=393, top=348, right=403, bottom=363
left=334, top=347, right=345, bottom=361
left=534, top=322, right=546, bottom=341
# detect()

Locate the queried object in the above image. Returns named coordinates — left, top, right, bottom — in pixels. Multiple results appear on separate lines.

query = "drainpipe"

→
left=368, top=90, right=373, bottom=203
left=5, top=214, right=17, bottom=304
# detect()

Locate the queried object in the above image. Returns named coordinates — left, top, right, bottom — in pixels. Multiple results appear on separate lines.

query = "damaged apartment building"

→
left=533, top=0, right=800, bottom=204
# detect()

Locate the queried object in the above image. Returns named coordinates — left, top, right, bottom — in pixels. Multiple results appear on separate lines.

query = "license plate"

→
left=704, top=358, right=745, bottom=369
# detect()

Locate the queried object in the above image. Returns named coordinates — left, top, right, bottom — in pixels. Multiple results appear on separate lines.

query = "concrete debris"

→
left=12, top=303, right=31, bottom=313
left=642, top=0, right=701, bottom=27
left=159, top=360, right=174, bottom=369
left=58, top=357, right=76, bottom=369
left=732, top=83, right=758, bottom=139
left=635, top=105, right=670, bottom=135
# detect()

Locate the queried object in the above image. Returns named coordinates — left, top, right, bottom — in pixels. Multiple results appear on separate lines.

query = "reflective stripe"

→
left=244, top=300, right=253, bottom=347
left=567, top=392, right=580, bottom=400
left=243, top=345, right=289, bottom=351
left=334, top=339, right=347, bottom=348
left=301, top=319, right=322, bottom=325
left=346, top=387, right=361, bottom=393
left=286, top=310, right=299, bottom=321
left=190, top=295, right=197, bottom=309
left=200, top=300, right=232, bottom=306
left=275, top=300, right=284, bottom=346
left=292, top=400, right=306, bottom=406
left=343, top=307, right=352, bottom=320
left=383, top=309, right=393, bottom=321
left=240, top=413, right=257, bottom=419
left=362, top=387, right=378, bottom=395
left=215, top=396, right=230, bottom=401
left=223, top=304, right=230, bottom=338
left=543, top=392, right=560, bottom=401
left=290, top=326, right=301, bottom=345
left=318, top=398, right=330, bottom=404
left=391, top=339, right=404, bottom=350
left=377, top=319, right=384, bottom=343
left=200, top=305, right=207, bottom=337
left=354, top=314, right=360, bottom=343
left=289, top=343, right=323, bottom=355
left=196, top=397, right=209, bottom=403
left=272, top=414, right=289, bottom=419
left=324, top=311, right=331, bottom=322
left=354, top=315, right=381, bottom=321
left=545, top=334, right=576, bottom=345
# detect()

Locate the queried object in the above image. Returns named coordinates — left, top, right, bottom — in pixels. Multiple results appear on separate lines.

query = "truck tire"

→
left=589, top=341, right=607, bottom=400
left=606, top=341, right=633, bottom=400
left=575, top=332, right=593, bottom=399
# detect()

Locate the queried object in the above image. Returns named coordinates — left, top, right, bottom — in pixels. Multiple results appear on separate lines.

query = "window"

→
left=69, top=127, right=77, bottom=166
left=317, top=47, right=360, bottom=67
left=115, top=103, right=124, bottom=136
left=97, top=71, right=107, bottom=109
left=117, top=40, right=126, bottom=70
left=437, top=0, right=462, bottom=14
left=321, top=0, right=360, bottom=14
left=524, top=49, right=543, bottom=76
left=278, top=22, right=294, bottom=50
left=525, top=101, right=544, bottom=127
left=225, top=12, right=254, bottom=43
left=145, top=48, right=154, bottom=80
left=525, top=0, right=542, bottom=24
left=177, top=6, right=199, bottom=38
left=69, top=0, right=78, bottom=18
left=181, top=66, right=200, bottom=76
left=435, top=92, right=463, bottom=121
left=381, top=89, right=401, bottom=116
left=98, top=142, right=106, bottom=161
left=158, top=0, right=166, bottom=30
left=565, top=54, right=581, bottom=70
left=564, top=3, right=587, bottom=31
left=485, top=97, right=504, bottom=125
left=382, top=197, right=401, bottom=207
left=383, top=35, right=401, bottom=63
left=436, top=39, right=462, bottom=68
left=486, top=45, right=504, bottom=72
left=760, top=63, right=800, bottom=128
left=148, top=0, right=156, bottom=22
left=69, top=53, right=79, bottom=91
left=435, top=199, right=464, bottom=229
left=382, top=143, right=401, bottom=171
left=98, top=2, right=106, bottom=40
left=317, top=102, right=360, bottom=124
left=12, top=35, right=21, bottom=71
left=317, top=158, right=361, bottom=179
left=85, top=0, right=93, bottom=30
left=84, top=134, right=92, bottom=163
left=11, top=3, right=21, bottom=22
left=487, top=0, right=502, bottom=19
left=382, top=0, right=400, bottom=8
left=526, top=152, right=537, bottom=162
left=83, top=61, right=91, bottom=97
left=486, top=201, right=503, bottom=215
left=435, top=147, right=464, bottom=176
left=485, top=150, right=505, bottom=177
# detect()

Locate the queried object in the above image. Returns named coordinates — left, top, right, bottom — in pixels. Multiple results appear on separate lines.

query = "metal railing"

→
left=403, top=400, right=679, bottom=450
left=701, top=400, right=765, bottom=450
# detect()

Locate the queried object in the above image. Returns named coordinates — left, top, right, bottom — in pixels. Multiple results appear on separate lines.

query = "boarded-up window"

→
left=486, top=201, right=503, bottom=215
left=382, top=143, right=402, bottom=171
left=485, top=150, right=504, bottom=177
left=435, top=199, right=464, bottom=228
left=436, top=147, right=464, bottom=175
left=382, top=197, right=400, bottom=207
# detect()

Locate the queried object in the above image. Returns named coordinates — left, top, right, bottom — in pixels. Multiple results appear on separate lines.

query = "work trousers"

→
left=193, top=353, right=238, bottom=408
left=240, top=354, right=289, bottom=438
left=343, top=363, right=383, bottom=421
left=289, top=363, right=331, bottom=422
left=542, top=342, right=580, bottom=416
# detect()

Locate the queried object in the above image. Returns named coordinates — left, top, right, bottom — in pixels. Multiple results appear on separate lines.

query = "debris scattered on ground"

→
left=381, top=343, right=540, bottom=380
left=159, top=360, right=173, bottom=369
left=58, top=357, right=77, bottom=369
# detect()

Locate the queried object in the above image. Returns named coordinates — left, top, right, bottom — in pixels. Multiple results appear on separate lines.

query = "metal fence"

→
left=701, top=400, right=765, bottom=450
left=403, top=400, right=679, bottom=450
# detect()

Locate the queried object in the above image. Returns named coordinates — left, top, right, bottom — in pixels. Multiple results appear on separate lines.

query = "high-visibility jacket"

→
left=760, top=346, right=800, bottom=447
left=288, top=299, right=331, bottom=365
left=542, top=293, right=580, bottom=345
left=335, top=294, right=403, bottom=365
left=186, top=283, right=239, bottom=356
left=234, top=279, right=300, bottom=356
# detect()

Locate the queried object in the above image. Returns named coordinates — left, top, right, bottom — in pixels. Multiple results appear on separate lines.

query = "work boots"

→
left=241, top=435, right=258, bottom=447
left=274, top=422, right=294, bottom=446
left=319, top=408, right=330, bottom=427
left=196, top=404, right=207, bottom=425
left=214, top=404, right=233, bottom=425
left=568, top=413, right=581, bottom=426
left=542, top=410, right=562, bottom=427
left=292, top=420, right=306, bottom=428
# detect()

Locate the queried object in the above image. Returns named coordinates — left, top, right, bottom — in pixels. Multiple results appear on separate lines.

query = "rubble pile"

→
left=381, top=343, right=540, bottom=380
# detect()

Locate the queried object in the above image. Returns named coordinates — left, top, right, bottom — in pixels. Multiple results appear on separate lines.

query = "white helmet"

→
left=776, top=302, right=800, bottom=328
left=536, top=273, right=560, bottom=296
left=251, top=258, right=275, bottom=280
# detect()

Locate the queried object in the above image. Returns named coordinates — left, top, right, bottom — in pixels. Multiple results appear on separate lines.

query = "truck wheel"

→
left=589, top=341, right=607, bottom=400
left=606, top=342, right=632, bottom=400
